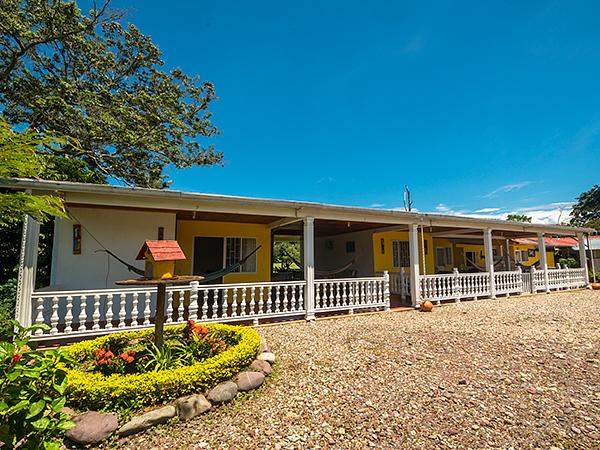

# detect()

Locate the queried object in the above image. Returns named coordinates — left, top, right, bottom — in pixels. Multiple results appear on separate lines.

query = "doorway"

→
left=193, top=237, right=224, bottom=284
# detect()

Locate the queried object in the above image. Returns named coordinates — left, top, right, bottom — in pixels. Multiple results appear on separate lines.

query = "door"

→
left=193, top=237, right=224, bottom=284
left=465, top=251, right=478, bottom=269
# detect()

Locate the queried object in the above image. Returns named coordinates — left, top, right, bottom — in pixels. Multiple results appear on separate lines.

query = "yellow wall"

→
left=432, top=238, right=455, bottom=272
left=372, top=231, right=435, bottom=274
left=175, top=220, right=271, bottom=283
left=512, top=244, right=555, bottom=267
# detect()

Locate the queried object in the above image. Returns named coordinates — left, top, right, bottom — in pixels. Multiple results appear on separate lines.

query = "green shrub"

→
left=558, top=257, right=578, bottom=268
left=0, top=279, right=17, bottom=340
left=0, top=321, right=75, bottom=450
left=63, top=323, right=260, bottom=411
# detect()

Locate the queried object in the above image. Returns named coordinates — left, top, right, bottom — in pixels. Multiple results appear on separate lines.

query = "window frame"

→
left=435, top=246, right=453, bottom=267
left=225, top=236, right=258, bottom=274
left=392, top=240, right=410, bottom=268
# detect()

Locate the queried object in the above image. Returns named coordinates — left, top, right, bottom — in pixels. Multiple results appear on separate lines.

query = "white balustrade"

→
left=494, top=270, right=523, bottom=296
left=26, top=266, right=585, bottom=340
left=378, top=270, right=410, bottom=300
left=314, top=276, right=389, bottom=312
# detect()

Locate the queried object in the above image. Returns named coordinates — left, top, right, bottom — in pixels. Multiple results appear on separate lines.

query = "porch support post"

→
left=15, top=215, right=40, bottom=327
left=538, top=232, right=550, bottom=293
left=483, top=228, right=496, bottom=299
left=303, top=217, right=316, bottom=321
left=578, top=233, right=590, bottom=286
left=408, top=223, right=421, bottom=308
left=505, top=238, right=512, bottom=270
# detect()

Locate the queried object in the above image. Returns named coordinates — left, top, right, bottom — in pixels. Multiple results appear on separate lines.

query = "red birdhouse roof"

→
left=136, top=240, right=186, bottom=261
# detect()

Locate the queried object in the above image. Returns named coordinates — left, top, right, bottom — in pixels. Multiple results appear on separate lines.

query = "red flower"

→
left=12, top=354, right=23, bottom=364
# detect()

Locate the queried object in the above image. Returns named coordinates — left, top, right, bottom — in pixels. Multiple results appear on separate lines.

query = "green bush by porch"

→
left=64, top=323, right=260, bottom=411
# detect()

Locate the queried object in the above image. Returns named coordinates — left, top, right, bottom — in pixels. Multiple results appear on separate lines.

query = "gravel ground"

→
left=113, top=290, right=600, bottom=450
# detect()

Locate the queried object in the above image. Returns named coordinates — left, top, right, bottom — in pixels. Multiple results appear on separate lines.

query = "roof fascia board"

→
left=3, top=178, right=595, bottom=235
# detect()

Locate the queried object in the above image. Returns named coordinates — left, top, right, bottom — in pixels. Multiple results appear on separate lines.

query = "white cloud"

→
left=369, top=203, right=385, bottom=208
left=482, top=181, right=532, bottom=199
left=425, top=201, right=572, bottom=225
left=316, top=176, right=336, bottom=184
left=474, top=207, right=501, bottom=213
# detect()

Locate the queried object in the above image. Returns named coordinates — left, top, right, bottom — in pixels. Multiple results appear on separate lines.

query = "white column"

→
left=408, top=223, right=421, bottom=307
left=15, top=215, right=40, bottom=328
left=578, top=234, right=590, bottom=285
left=538, top=233, right=550, bottom=293
left=483, top=229, right=496, bottom=299
left=303, top=217, right=315, bottom=321
left=505, top=238, right=512, bottom=270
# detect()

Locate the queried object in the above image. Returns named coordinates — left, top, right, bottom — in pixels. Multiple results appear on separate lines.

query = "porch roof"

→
left=2, top=178, right=595, bottom=237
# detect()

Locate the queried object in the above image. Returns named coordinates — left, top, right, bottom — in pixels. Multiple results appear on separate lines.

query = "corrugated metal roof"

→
left=512, top=237, right=578, bottom=247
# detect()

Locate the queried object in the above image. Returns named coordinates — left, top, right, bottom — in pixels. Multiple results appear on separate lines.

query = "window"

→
left=436, top=247, right=452, bottom=267
left=392, top=240, right=410, bottom=268
left=515, top=250, right=528, bottom=263
left=225, top=237, right=257, bottom=273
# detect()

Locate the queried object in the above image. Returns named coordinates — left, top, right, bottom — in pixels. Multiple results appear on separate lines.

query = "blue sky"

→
left=104, top=0, right=599, bottom=223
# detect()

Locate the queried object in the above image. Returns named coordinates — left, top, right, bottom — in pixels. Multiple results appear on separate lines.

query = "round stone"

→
left=235, top=371, right=265, bottom=391
left=207, top=381, right=238, bottom=404
left=250, top=359, right=272, bottom=375
left=257, top=352, right=276, bottom=364
left=65, top=411, right=119, bottom=445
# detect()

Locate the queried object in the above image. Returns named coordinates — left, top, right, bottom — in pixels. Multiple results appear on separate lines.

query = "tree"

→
left=507, top=213, right=532, bottom=223
left=0, top=118, right=68, bottom=226
left=0, top=0, right=221, bottom=188
left=570, top=185, right=600, bottom=230
left=273, top=241, right=301, bottom=272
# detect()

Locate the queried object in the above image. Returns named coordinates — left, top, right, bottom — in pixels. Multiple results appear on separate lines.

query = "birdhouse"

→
left=136, top=240, right=186, bottom=280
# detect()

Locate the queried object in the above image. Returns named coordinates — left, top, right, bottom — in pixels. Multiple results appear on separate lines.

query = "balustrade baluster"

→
left=250, top=287, right=256, bottom=316
left=143, top=292, right=151, bottom=326
left=258, top=286, right=265, bottom=315
left=118, top=293, right=127, bottom=327
left=131, top=293, right=139, bottom=326
left=50, top=296, right=59, bottom=334
left=77, top=295, right=88, bottom=332
left=266, top=286, right=273, bottom=313
left=274, top=286, right=281, bottom=313
left=166, top=290, right=174, bottom=324
left=201, top=290, right=209, bottom=320
left=105, top=294, right=114, bottom=329
left=34, top=297, right=46, bottom=335
left=233, top=288, right=240, bottom=317
left=92, top=294, right=101, bottom=330
left=63, top=296, right=73, bottom=333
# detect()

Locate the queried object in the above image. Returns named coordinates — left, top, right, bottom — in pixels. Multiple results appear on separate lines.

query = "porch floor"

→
left=114, top=289, right=600, bottom=449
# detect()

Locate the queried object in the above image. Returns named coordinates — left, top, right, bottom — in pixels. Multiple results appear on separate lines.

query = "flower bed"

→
left=64, top=322, right=260, bottom=411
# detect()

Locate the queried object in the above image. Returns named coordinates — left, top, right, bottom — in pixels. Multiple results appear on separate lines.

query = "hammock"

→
left=465, top=255, right=505, bottom=272
left=282, top=248, right=356, bottom=277
left=96, top=245, right=262, bottom=284
left=198, top=246, right=261, bottom=284
left=95, top=249, right=145, bottom=277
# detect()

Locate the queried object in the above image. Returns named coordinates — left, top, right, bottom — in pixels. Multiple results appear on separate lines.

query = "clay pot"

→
left=420, top=300, right=434, bottom=312
left=591, top=282, right=600, bottom=290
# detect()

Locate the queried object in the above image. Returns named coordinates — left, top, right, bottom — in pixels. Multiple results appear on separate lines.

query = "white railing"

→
left=314, top=275, right=389, bottom=313
left=528, top=266, right=587, bottom=292
left=494, top=270, right=523, bottom=295
left=29, top=274, right=391, bottom=340
left=420, top=270, right=493, bottom=303
left=31, top=281, right=307, bottom=338
left=379, top=270, right=410, bottom=299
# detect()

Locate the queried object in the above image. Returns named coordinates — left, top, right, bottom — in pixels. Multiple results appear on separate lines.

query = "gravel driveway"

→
left=115, top=290, right=600, bottom=449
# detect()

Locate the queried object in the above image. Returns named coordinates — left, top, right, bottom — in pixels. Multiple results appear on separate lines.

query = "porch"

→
left=10, top=179, right=594, bottom=341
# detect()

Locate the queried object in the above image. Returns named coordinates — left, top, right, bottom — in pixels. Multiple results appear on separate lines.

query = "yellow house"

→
left=175, top=219, right=271, bottom=284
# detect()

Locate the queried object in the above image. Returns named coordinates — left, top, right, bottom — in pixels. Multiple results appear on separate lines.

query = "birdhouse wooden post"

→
left=134, top=241, right=186, bottom=348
